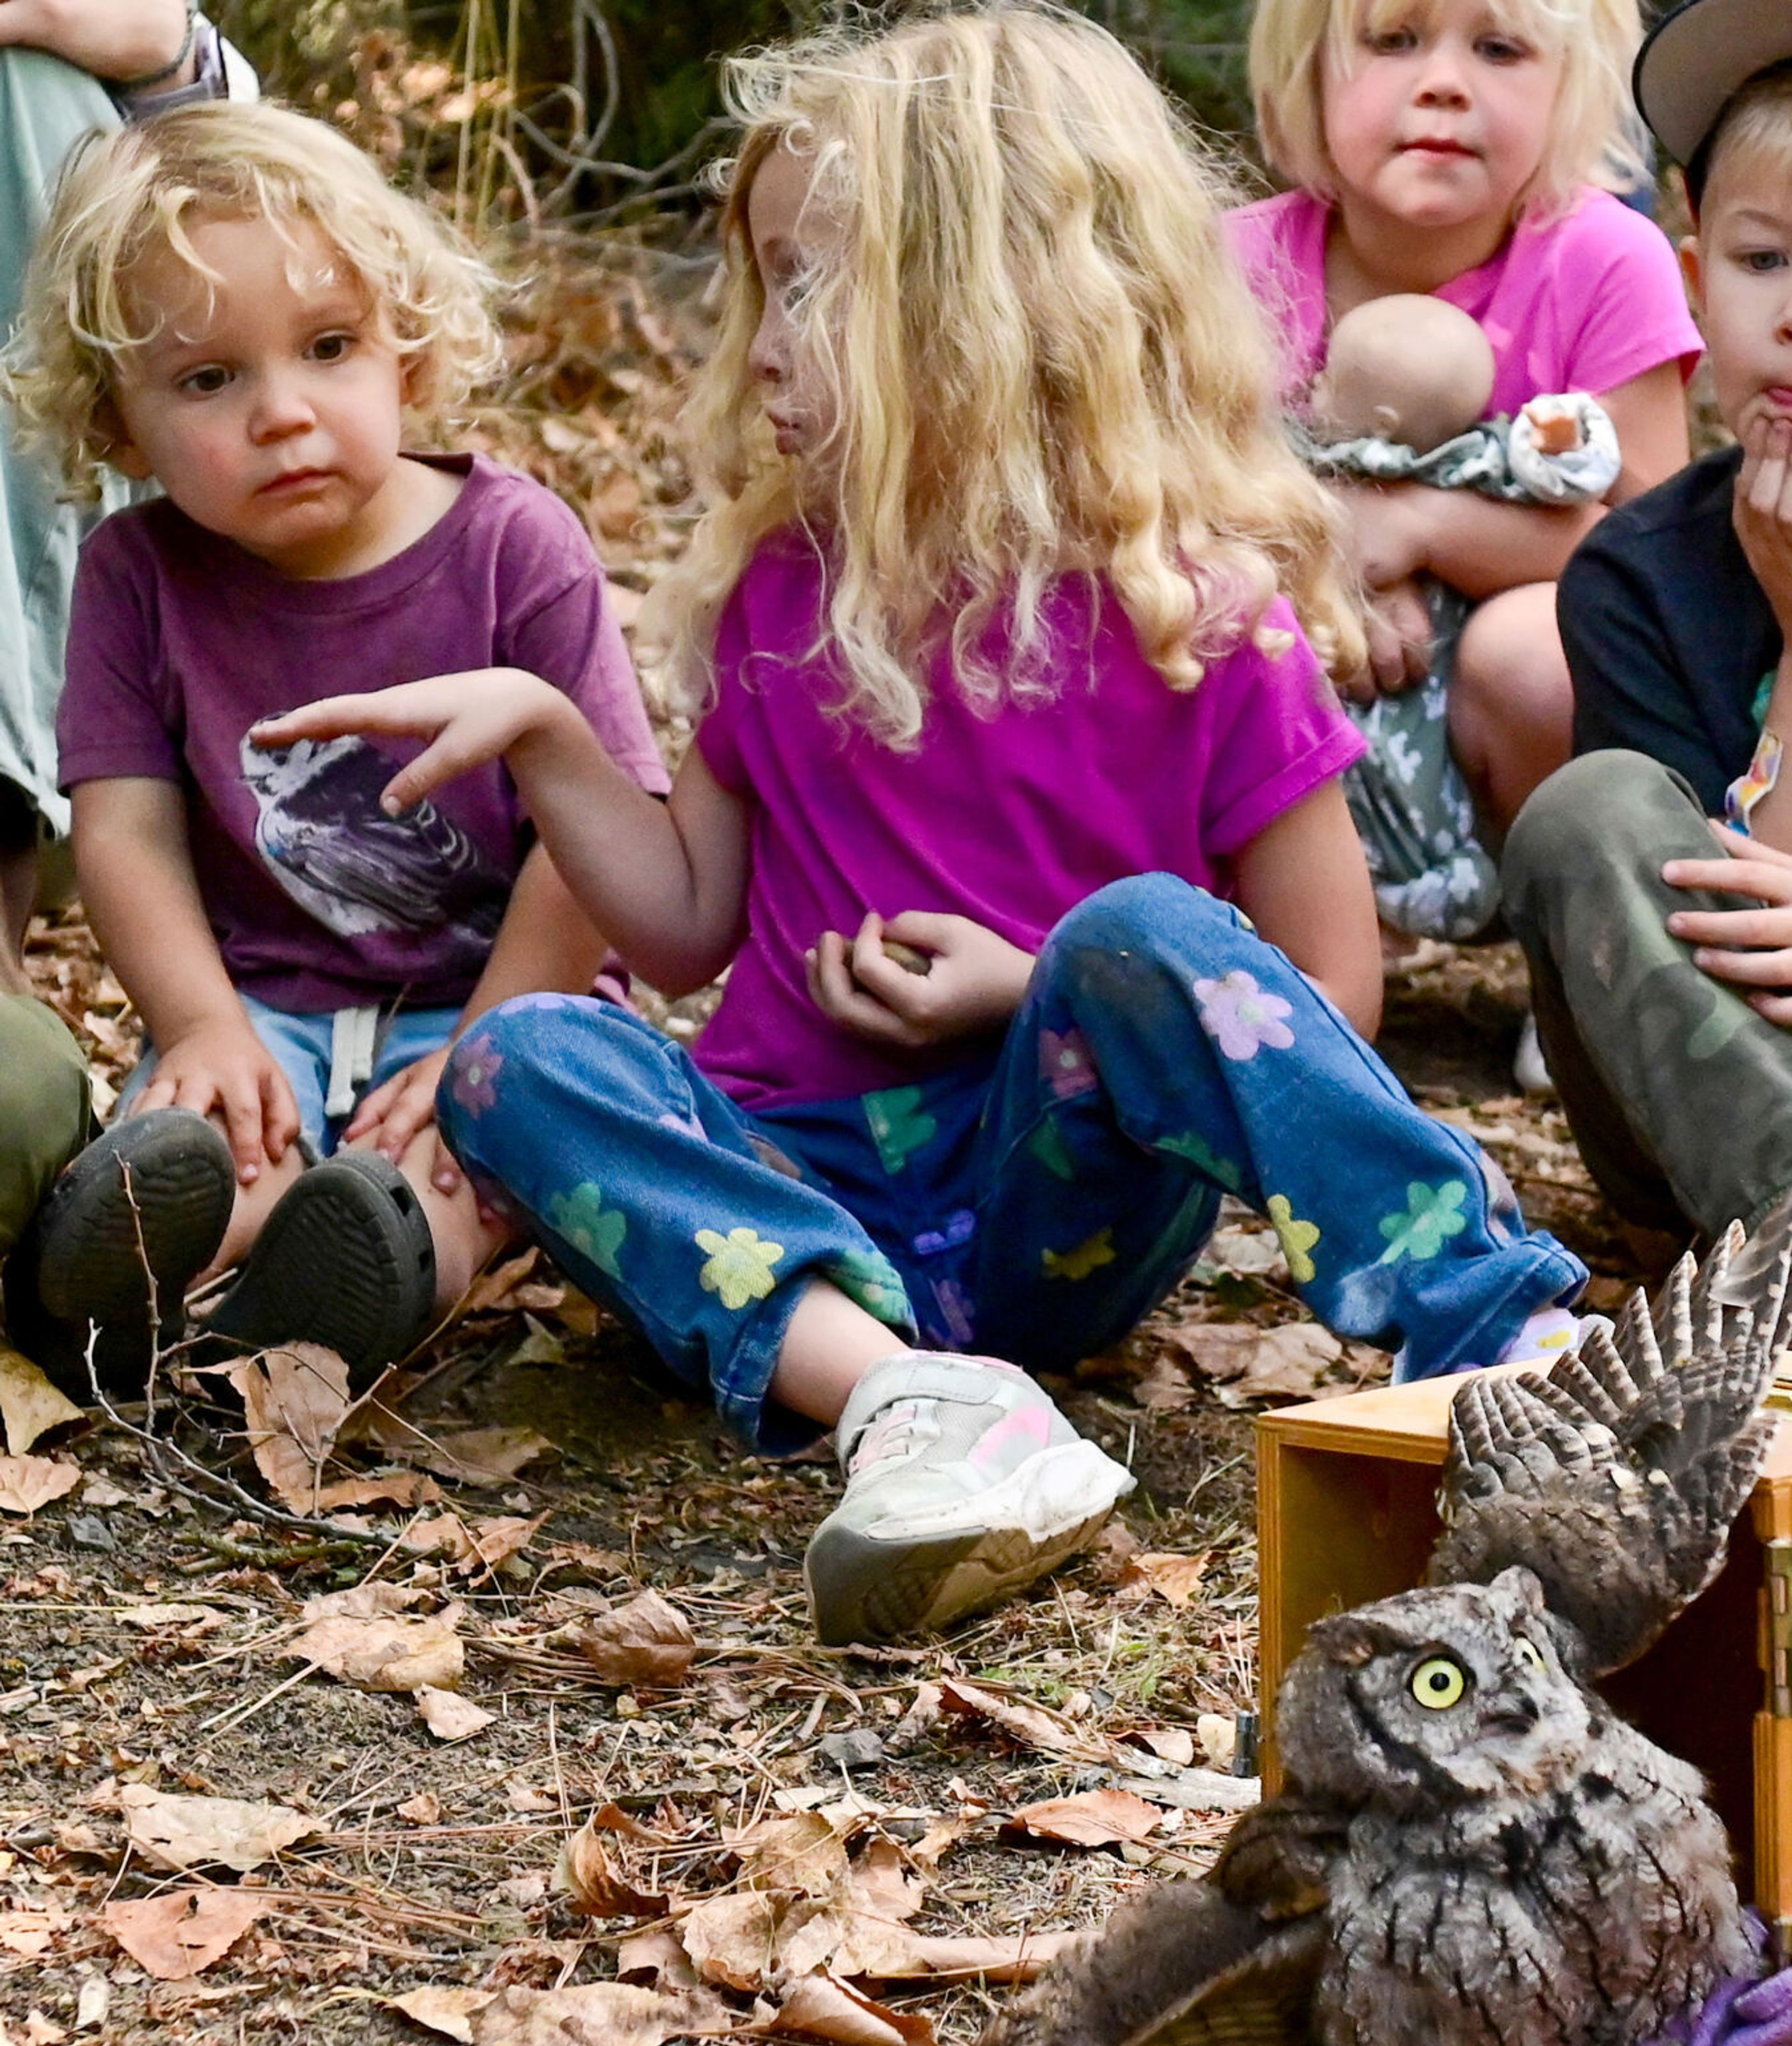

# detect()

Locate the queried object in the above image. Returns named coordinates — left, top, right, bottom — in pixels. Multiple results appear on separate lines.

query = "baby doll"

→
left=1303, top=297, right=1620, bottom=948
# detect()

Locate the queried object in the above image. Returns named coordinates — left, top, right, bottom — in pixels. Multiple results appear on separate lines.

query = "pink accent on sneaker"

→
left=967, top=1403, right=1052, bottom=1470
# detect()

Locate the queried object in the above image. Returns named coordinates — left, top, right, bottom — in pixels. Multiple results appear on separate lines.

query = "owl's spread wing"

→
left=1428, top=1196, right=1792, bottom=1674
left=977, top=1800, right=1335, bottom=2046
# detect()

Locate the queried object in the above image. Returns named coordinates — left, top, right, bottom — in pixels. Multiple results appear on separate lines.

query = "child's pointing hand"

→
left=250, top=668, right=571, bottom=815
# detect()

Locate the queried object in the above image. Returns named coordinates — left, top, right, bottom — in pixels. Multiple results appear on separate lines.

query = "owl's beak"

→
left=1482, top=1691, right=1541, bottom=1737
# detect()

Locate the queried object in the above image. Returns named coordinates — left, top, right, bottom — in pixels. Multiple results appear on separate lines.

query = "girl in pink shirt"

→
left=1235, top=0, right=1702, bottom=838
left=260, top=8, right=1588, bottom=1648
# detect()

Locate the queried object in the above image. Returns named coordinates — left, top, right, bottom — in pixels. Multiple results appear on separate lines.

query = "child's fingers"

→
left=1750, top=989, right=1792, bottom=1029
left=428, top=1131, right=463, bottom=1197
left=249, top=693, right=396, bottom=749
left=1663, top=854, right=1792, bottom=898
left=260, top=1068, right=302, bottom=1163
left=203, top=1076, right=266, bottom=1185
left=1688, top=943, right=1792, bottom=988
left=1667, top=904, right=1792, bottom=949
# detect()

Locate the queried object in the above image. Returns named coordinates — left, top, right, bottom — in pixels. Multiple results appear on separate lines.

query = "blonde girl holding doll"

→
left=258, top=6, right=1588, bottom=1648
left=1235, top=0, right=1702, bottom=856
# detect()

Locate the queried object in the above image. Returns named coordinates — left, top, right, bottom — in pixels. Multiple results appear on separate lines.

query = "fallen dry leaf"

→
left=112, top=1602, right=227, bottom=1633
left=399, top=1424, right=552, bottom=1486
left=728, top=1811, right=850, bottom=1898
left=1182, top=1322, right=1343, bottom=1405
left=0, top=1346, right=82, bottom=1454
left=884, top=1931, right=1080, bottom=1982
left=392, top=1982, right=726, bottom=2044
left=774, top=1972, right=937, bottom=2045
left=1130, top=1355, right=1197, bottom=1412
left=557, top=1818, right=669, bottom=1918
left=313, top=1469, right=441, bottom=1512
left=578, top=1588, right=695, bottom=1688
left=228, top=1343, right=351, bottom=1513
left=0, top=1906, right=70, bottom=1958
left=385, top=1987, right=493, bottom=2042
left=0, top=1454, right=80, bottom=1515
left=397, top=1791, right=442, bottom=1826
left=290, top=1610, right=463, bottom=1692
left=1123, top=1726, right=1196, bottom=1768
left=416, top=1686, right=494, bottom=1741
left=301, top=1581, right=426, bottom=1622
left=935, top=1680, right=1112, bottom=1764
left=119, top=1785, right=318, bottom=1872
left=103, top=1889, right=265, bottom=1979
left=1000, top=1789, right=1167, bottom=1849
left=1115, top=1551, right=1210, bottom=1608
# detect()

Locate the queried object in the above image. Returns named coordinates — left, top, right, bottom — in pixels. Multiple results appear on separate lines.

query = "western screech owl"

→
left=983, top=1201, right=1792, bottom=2046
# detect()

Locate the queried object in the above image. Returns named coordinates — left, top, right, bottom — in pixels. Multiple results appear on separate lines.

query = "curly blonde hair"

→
left=7, top=100, right=502, bottom=501
left=1248, top=0, right=1646, bottom=219
left=645, top=3, right=1365, bottom=744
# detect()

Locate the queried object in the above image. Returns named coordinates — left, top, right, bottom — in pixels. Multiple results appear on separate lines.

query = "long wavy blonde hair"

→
left=645, top=4, right=1365, bottom=744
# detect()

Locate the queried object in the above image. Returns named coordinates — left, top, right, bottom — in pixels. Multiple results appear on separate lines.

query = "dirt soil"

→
left=1, top=912, right=1648, bottom=2046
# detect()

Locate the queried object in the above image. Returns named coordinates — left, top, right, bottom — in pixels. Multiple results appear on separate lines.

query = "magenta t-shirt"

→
left=1225, top=186, right=1702, bottom=417
left=58, top=453, right=669, bottom=1012
left=693, top=534, right=1365, bottom=1111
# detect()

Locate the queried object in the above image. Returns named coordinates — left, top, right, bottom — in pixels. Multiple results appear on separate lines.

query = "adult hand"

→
left=1734, top=415, right=1792, bottom=643
left=1663, top=821, right=1792, bottom=1023
left=343, top=1046, right=461, bottom=1193
left=0, top=0, right=193, bottom=83
left=805, top=910, right=1035, bottom=1049
left=130, top=1014, right=302, bottom=1185
left=251, top=670, right=570, bottom=815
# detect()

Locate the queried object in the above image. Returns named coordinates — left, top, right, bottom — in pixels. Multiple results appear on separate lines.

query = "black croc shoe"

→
left=205, top=1151, right=436, bottom=1388
left=5, top=1108, right=237, bottom=1401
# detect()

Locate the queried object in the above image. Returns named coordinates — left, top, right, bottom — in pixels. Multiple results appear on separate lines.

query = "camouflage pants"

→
left=1504, top=750, right=1792, bottom=1237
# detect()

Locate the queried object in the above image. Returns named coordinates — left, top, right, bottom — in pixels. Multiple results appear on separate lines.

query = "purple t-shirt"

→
left=59, top=453, right=668, bottom=1013
left=693, top=535, right=1364, bottom=1111
left=1225, top=187, right=1703, bottom=417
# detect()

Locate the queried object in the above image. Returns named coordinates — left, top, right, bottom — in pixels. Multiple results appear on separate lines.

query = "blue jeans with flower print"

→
left=436, top=874, right=1586, bottom=1450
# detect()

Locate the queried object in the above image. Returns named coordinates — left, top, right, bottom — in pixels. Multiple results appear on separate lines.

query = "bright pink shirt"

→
left=693, top=534, right=1365, bottom=1111
left=1224, top=187, right=1702, bottom=417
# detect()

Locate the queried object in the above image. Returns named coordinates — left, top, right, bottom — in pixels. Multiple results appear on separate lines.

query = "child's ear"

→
left=94, top=397, right=154, bottom=482
left=1679, top=234, right=1706, bottom=319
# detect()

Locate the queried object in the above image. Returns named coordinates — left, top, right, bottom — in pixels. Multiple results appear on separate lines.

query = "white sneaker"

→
left=803, top=1353, right=1135, bottom=1646
left=1514, top=1010, right=1555, bottom=1097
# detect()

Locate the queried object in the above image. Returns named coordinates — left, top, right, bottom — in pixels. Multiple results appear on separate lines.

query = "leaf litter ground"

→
left=0, top=259, right=1653, bottom=2046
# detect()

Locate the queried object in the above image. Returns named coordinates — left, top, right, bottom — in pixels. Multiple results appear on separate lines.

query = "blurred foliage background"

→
left=209, top=0, right=1262, bottom=241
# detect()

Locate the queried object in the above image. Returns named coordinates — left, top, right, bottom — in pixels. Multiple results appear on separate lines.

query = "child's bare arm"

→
left=72, top=778, right=301, bottom=1184
left=344, top=841, right=611, bottom=1189
left=1232, top=780, right=1382, bottom=1041
left=251, top=669, right=751, bottom=996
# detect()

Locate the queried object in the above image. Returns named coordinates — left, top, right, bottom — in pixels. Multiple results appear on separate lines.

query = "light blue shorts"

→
left=118, top=996, right=464, bottom=1156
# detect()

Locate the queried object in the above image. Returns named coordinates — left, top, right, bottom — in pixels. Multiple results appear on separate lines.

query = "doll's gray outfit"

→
left=1307, top=397, right=1620, bottom=939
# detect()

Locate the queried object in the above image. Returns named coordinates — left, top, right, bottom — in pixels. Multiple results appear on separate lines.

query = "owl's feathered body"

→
left=983, top=1204, right=1792, bottom=2046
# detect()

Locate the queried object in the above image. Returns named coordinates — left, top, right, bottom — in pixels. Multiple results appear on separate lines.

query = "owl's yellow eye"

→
left=1514, top=1636, right=1547, bottom=1676
left=1411, top=1655, right=1469, bottom=1709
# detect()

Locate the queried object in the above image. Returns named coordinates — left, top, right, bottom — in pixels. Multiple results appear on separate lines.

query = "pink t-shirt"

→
left=1224, top=187, right=1702, bottom=417
left=693, top=534, right=1365, bottom=1111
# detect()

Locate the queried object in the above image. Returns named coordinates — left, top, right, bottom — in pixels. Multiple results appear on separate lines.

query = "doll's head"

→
left=1310, top=294, right=1495, bottom=452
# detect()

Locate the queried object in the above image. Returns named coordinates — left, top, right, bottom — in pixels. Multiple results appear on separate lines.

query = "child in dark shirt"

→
left=1505, top=0, right=1792, bottom=1245
left=2, top=103, right=666, bottom=1390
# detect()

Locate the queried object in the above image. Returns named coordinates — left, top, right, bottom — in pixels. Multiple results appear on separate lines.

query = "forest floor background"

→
left=0, top=249, right=1652, bottom=2046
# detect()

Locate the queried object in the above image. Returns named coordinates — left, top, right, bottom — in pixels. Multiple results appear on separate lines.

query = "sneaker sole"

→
left=803, top=1440, right=1130, bottom=1646
left=35, top=1109, right=236, bottom=1324
left=207, top=1153, right=435, bottom=1386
